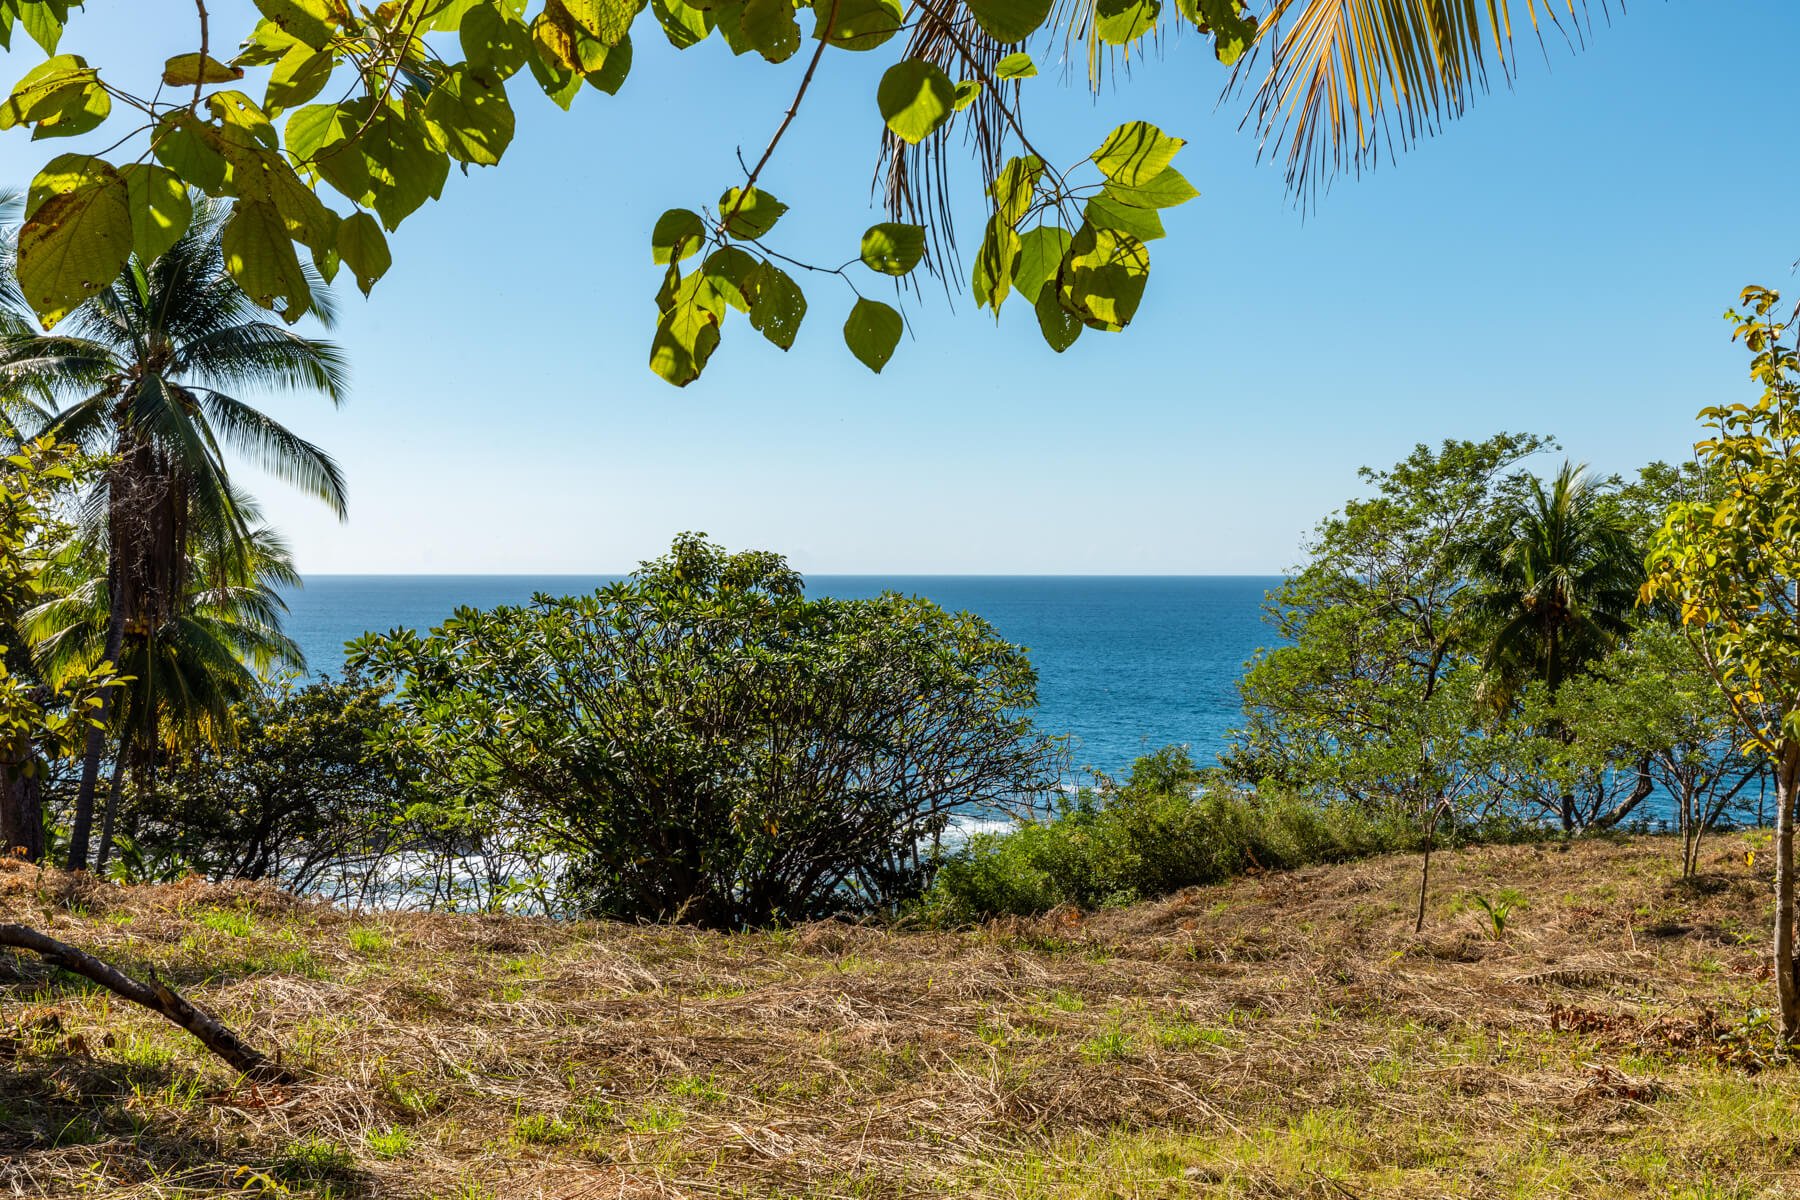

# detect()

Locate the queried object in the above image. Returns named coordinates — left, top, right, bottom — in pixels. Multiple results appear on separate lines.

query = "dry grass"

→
left=1, top=834, right=1797, bottom=1198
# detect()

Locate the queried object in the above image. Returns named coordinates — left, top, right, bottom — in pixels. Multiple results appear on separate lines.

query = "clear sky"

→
left=10, top=2, right=1800, bottom=574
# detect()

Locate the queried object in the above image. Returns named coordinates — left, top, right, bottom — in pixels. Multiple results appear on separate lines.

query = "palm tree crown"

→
left=1464, top=460, right=1644, bottom=706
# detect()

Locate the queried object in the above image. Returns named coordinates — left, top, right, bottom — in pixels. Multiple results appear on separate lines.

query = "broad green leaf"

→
left=371, top=114, right=451, bottom=231
left=207, top=90, right=279, bottom=149
left=964, top=0, right=1052, bottom=44
left=711, top=0, right=757, bottom=54
left=1056, top=222, right=1148, bottom=331
left=162, top=53, right=244, bottom=86
left=1083, top=193, right=1164, bottom=242
left=17, top=155, right=131, bottom=328
left=952, top=79, right=981, bottom=111
left=461, top=4, right=533, bottom=76
left=877, top=60, right=955, bottom=145
left=1033, top=283, right=1082, bottom=352
left=741, top=0, right=800, bottom=62
left=264, top=45, right=334, bottom=113
left=424, top=65, right=515, bottom=165
left=1100, top=165, right=1198, bottom=209
left=423, top=0, right=490, bottom=33
left=118, top=163, right=192, bottom=264
left=747, top=261, right=805, bottom=349
left=971, top=215, right=1020, bottom=313
left=719, top=186, right=786, bottom=240
left=336, top=211, right=391, bottom=296
left=651, top=0, right=713, bottom=47
left=701, top=245, right=758, bottom=311
left=859, top=222, right=924, bottom=275
left=586, top=33, right=632, bottom=93
left=811, top=0, right=903, bottom=52
left=652, top=207, right=705, bottom=264
left=995, top=51, right=1036, bottom=79
left=18, top=1, right=62, bottom=53
left=1095, top=0, right=1158, bottom=45
left=991, top=154, right=1041, bottom=227
left=0, top=54, right=109, bottom=140
left=223, top=198, right=312, bottom=319
left=843, top=298, right=902, bottom=373
left=527, top=28, right=585, bottom=108
left=285, top=101, right=371, bottom=200
left=252, top=0, right=337, bottom=50
left=556, top=0, right=636, bottom=46
left=1176, top=0, right=1255, bottom=63
left=151, top=112, right=230, bottom=194
left=1011, top=224, right=1070, bottom=304
left=234, top=18, right=304, bottom=67
left=1091, top=121, right=1184, bottom=187
left=649, top=297, right=721, bottom=386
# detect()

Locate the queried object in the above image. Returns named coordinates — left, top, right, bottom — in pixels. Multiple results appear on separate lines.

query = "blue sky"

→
left=12, top=1, right=1800, bottom=573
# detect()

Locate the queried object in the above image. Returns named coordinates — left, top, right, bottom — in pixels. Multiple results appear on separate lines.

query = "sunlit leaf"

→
left=118, top=163, right=192, bottom=264
left=877, top=60, right=955, bottom=145
left=1091, top=121, right=1184, bottom=187
left=17, top=153, right=131, bottom=328
left=843, top=298, right=902, bottom=372
left=859, top=222, right=924, bottom=275
left=719, top=186, right=786, bottom=240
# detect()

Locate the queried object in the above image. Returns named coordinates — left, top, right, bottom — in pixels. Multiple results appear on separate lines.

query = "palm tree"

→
left=1465, top=461, right=1643, bottom=701
left=1235, top=2, right=1602, bottom=197
left=0, top=196, right=347, bottom=870
left=28, top=493, right=307, bottom=870
left=1463, top=460, right=1643, bottom=827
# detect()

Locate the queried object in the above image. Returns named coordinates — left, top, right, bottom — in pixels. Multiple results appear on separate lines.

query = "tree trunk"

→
left=1775, top=740, right=1800, bottom=1044
left=0, top=923, right=294, bottom=1083
left=1414, top=797, right=1439, bottom=934
left=93, top=741, right=130, bottom=874
left=0, top=737, right=43, bottom=863
left=67, top=603, right=126, bottom=872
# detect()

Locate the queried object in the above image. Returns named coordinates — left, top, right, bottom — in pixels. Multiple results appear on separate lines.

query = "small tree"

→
left=1644, top=285, right=1800, bottom=1040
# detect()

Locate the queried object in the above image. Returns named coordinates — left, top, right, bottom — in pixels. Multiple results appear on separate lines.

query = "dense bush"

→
left=925, top=746, right=1541, bottom=923
left=353, top=535, right=1062, bottom=927
left=113, top=674, right=413, bottom=895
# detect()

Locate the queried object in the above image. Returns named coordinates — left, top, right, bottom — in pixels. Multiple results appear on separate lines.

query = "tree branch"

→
left=0, top=923, right=295, bottom=1084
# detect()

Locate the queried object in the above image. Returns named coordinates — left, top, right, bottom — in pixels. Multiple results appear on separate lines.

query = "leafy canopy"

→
left=0, top=0, right=1253, bottom=385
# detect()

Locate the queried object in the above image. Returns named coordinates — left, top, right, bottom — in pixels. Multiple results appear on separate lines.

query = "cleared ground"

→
left=1, top=834, right=1796, bottom=1198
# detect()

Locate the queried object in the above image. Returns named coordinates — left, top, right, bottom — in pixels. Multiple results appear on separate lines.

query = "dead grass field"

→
left=2, top=834, right=1798, bottom=1199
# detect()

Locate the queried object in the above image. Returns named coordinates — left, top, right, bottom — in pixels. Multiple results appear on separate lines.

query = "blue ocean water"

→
left=280, top=575, right=1282, bottom=778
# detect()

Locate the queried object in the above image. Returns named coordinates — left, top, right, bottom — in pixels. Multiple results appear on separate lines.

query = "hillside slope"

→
left=1, top=835, right=1795, bottom=1198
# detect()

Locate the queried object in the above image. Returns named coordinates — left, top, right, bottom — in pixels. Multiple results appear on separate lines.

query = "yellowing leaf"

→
left=652, top=208, right=705, bottom=264
left=162, top=53, right=245, bottom=86
left=17, top=155, right=131, bottom=328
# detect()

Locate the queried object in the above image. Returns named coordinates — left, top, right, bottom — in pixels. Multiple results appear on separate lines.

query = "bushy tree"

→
left=116, top=673, right=410, bottom=895
left=352, top=534, right=1061, bottom=926
left=1228, top=433, right=1553, bottom=924
left=1643, top=285, right=1800, bottom=1039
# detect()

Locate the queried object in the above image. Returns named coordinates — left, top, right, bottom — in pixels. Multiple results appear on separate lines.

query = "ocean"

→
left=280, top=575, right=1282, bottom=779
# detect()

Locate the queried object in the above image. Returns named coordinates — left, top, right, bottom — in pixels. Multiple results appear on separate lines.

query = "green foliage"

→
left=1645, top=286, right=1800, bottom=762
left=0, top=0, right=1232, bottom=383
left=1227, top=433, right=1553, bottom=823
left=352, top=534, right=1062, bottom=926
left=116, top=674, right=411, bottom=893
left=924, top=746, right=1432, bottom=923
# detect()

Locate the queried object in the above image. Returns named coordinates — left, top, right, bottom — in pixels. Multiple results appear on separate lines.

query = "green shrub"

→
left=925, top=746, right=1533, bottom=923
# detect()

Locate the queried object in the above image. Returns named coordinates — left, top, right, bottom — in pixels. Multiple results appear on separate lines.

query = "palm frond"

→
left=1234, top=0, right=1605, bottom=199
left=173, top=323, right=349, bottom=404
left=192, top=389, right=347, bottom=518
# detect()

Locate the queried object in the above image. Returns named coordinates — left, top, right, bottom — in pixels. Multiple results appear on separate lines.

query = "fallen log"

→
left=0, top=922, right=294, bottom=1084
